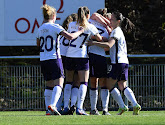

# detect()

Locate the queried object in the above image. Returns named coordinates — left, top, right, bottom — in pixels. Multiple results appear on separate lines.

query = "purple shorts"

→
left=40, top=59, right=64, bottom=81
left=108, top=63, right=128, bottom=81
left=65, top=57, right=89, bottom=71
left=89, top=53, right=108, bottom=78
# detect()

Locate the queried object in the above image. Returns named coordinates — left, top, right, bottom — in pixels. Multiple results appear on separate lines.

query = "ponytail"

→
left=113, top=11, right=135, bottom=33
left=41, top=4, right=56, bottom=20
left=121, top=17, right=135, bottom=33
left=77, top=6, right=90, bottom=29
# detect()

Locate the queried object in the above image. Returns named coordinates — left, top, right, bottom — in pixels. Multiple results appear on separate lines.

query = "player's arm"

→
left=91, top=13, right=110, bottom=27
left=91, top=13, right=112, bottom=34
left=60, top=27, right=84, bottom=40
left=87, top=37, right=116, bottom=48
left=91, top=33, right=108, bottom=42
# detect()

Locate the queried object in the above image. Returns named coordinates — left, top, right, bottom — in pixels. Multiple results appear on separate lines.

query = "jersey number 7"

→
left=69, top=32, right=88, bottom=48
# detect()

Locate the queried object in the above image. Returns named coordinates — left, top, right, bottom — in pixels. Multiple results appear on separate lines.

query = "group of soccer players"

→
left=36, top=4, right=141, bottom=116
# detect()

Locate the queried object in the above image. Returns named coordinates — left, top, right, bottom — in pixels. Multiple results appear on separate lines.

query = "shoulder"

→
left=88, top=23, right=97, bottom=29
left=111, top=27, right=124, bottom=39
left=68, top=21, right=76, bottom=26
left=49, top=23, right=64, bottom=34
left=89, top=19, right=104, bottom=28
left=111, top=27, right=122, bottom=34
left=51, top=23, right=63, bottom=29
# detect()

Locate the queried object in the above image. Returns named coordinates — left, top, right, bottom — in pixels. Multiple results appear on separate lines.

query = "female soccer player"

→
left=89, top=10, right=127, bottom=116
left=65, top=6, right=106, bottom=115
left=59, top=13, right=80, bottom=115
left=88, top=9, right=111, bottom=115
left=36, top=4, right=84, bottom=115
left=87, top=11, right=141, bottom=115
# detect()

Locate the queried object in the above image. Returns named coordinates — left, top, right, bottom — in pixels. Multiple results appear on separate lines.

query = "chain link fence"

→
left=0, top=55, right=165, bottom=111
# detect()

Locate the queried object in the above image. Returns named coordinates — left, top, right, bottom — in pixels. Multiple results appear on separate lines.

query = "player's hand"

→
left=86, top=40, right=94, bottom=46
left=78, top=26, right=84, bottom=33
left=104, top=47, right=110, bottom=51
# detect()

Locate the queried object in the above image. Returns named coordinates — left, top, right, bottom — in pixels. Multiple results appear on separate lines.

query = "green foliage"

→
left=106, top=0, right=165, bottom=54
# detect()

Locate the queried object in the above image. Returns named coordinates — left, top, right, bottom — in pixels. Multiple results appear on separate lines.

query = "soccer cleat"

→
left=117, top=105, right=129, bottom=115
left=76, top=108, right=89, bottom=115
left=62, top=107, right=70, bottom=115
left=133, top=104, right=141, bottom=115
left=90, top=109, right=100, bottom=115
left=46, top=110, right=54, bottom=115
left=58, top=109, right=63, bottom=114
left=102, top=111, right=111, bottom=115
left=68, top=105, right=76, bottom=115
left=48, top=105, right=61, bottom=115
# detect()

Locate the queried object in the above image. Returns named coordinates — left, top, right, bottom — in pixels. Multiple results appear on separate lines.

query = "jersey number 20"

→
left=40, top=35, right=54, bottom=52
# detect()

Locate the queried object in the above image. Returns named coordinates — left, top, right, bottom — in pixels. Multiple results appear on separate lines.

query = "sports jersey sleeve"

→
left=89, top=24, right=99, bottom=36
left=53, top=24, right=65, bottom=34
left=110, top=27, right=120, bottom=40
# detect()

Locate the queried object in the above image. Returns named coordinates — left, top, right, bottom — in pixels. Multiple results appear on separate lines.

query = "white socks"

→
left=124, top=87, right=137, bottom=107
left=90, top=89, right=98, bottom=110
left=110, top=88, right=125, bottom=108
left=71, top=87, right=79, bottom=107
left=56, top=91, right=63, bottom=111
left=64, top=84, right=72, bottom=108
left=44, top=89, right=52, bottom=110
left=77, top=84, right=87, bottom=110
left=51, top=86, right=62, bottom=107
left=101, top=89, right=109, bottom=112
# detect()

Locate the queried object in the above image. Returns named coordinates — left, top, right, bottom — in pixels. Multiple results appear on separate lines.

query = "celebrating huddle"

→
left=36, top=4, right=141, bottom=116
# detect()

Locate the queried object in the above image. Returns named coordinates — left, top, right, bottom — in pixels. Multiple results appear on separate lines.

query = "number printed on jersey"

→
left=40, top=35, right=54, bottom=52
left=69, top=31, right=88, bottom=48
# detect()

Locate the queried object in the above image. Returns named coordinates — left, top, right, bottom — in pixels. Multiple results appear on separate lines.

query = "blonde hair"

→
left=77, top=6, right=90, bottom=29
left=41, top=4, right=56, bottom=20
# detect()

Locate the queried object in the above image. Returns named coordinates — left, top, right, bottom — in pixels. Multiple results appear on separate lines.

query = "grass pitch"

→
left=0, top=111, right=164, bottom=125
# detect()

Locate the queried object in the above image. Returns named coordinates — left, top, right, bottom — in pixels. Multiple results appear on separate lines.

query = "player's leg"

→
left=118, top=80, right=141, bottom=115
left=89, top=53, right=108, bottom=115
left=89, top=77, right=100, bottom=115
left=99, top=78, right=110, bottom=115
left=107, top=63, right=128, bottom=115
left=56, top=90, right=63, bottom=113
left=63, top=70, right=74, bottom=114
left=55, top=55, right=66, bottom=113
left=69, top=72, right=79, bottom=115
left=48, top=77, right=64, bottom=115
left=118, top=63, right=140, bottom=115
left=41, top=59, right=64, bottom=115
left=76, top=70, right=89, bottom=115
left=88, top=53, right=99, bottom=115
left=44, top=86, right=53, bottom=115
left=62, top=57, right=76, bottom=115
left=109, top=86, right=128, bottom=115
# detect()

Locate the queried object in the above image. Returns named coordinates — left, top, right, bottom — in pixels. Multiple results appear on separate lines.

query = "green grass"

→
left=0, top=111, right=165, bottom=125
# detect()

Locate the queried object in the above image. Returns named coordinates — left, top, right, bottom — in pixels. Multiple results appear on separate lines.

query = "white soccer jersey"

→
left=37, top=23, right=64, bottom=61
left=110, top=27, right=129, bottom=64
left=66, top=21, right=99, bottom=58
left=88, top=19, right=109, bottom=57
left=59, top=35, right=69, bottom=56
